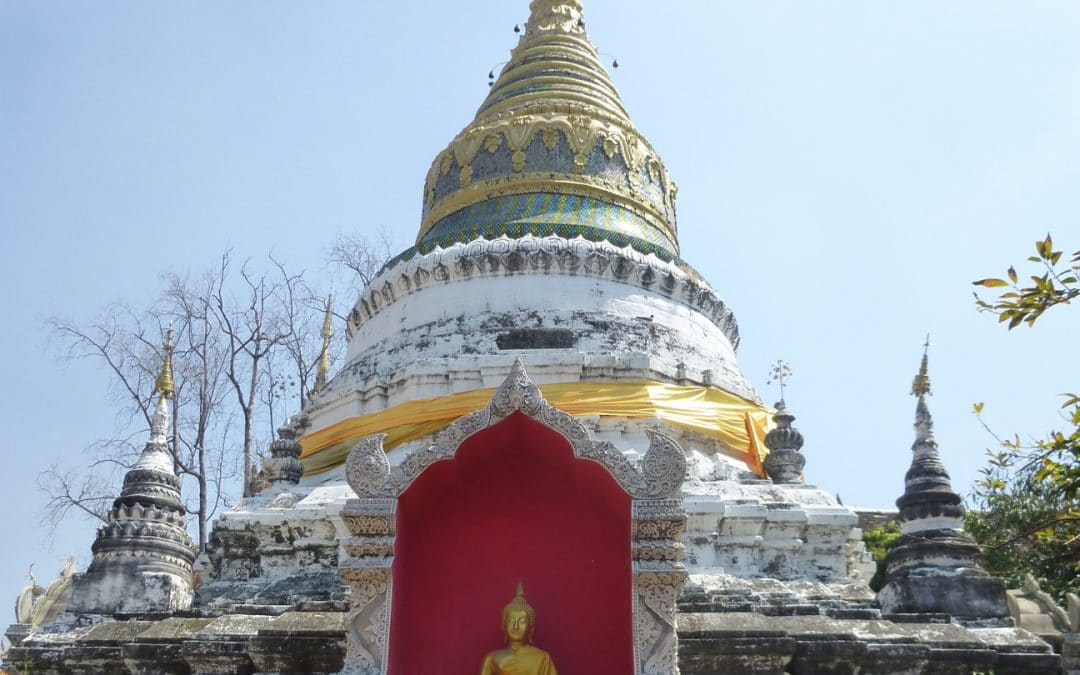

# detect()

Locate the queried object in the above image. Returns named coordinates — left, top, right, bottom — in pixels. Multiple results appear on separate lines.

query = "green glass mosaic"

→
left=422, top=193, right=674, bottom=251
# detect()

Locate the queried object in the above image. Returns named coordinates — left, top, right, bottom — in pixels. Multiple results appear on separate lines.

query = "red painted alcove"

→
left=387, top=412, right=634, bottom=674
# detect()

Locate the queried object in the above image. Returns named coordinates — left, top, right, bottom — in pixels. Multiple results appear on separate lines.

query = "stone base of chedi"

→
left=4, top=362, right=1065, bottom=674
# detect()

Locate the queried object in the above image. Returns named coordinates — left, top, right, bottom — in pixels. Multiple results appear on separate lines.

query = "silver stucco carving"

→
left=346, top=235, right=741, bottom=349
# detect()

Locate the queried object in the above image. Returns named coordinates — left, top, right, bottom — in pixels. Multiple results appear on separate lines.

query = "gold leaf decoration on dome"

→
left=416, top=0, right=680, bottom=255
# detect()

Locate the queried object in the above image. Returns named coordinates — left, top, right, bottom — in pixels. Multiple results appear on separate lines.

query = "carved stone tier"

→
left=339, top=359, right=688, bottom=674
left=262, top=421, right=305, bottom=488
left=762, top=402, right=806, bottom=484
left=67, top=398, right=195, bottom=616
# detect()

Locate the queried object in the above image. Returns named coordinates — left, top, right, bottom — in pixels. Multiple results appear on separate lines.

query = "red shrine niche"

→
left=389, top=412, right=634, bottom=674
left=339, top=361, right=688, bottom=674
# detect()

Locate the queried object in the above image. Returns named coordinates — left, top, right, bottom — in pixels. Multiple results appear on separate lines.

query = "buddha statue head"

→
left=501, top=583, right=537, bottom=645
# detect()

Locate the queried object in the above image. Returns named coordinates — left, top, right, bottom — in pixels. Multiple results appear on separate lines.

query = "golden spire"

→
left=910, top=335, right=931, bottom=398
left=478, top=0, right=627, bottom=122
left=313, top=295, right=333, bottom=395
left=154, top=323, right=175, bottom=400
left=416, top=0, right=680, bottom=255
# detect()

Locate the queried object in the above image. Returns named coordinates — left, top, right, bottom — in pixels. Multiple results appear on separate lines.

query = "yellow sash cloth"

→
left=299, top=381, right=772, bottom=477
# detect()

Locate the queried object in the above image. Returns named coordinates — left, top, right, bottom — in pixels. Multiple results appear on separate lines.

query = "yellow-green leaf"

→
left=974, top=278, right=1008, bottom=288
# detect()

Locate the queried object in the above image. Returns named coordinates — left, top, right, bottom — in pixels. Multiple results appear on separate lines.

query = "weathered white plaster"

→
left=304, top=240, right=758, bottom=440
left=900, top=515, right=964, bottom=534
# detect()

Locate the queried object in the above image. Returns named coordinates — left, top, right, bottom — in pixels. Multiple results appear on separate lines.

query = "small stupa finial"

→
left=154, top=322, right=175, bottom=400
left=312, top=295, right=333, bottom=397
left=762, top=359, right=806, bottom=484
left=910, top=334, right=931, bottom=398
left=879, top=336, right=1011, bottom=622
left=524, top=0, right=586, bottom=38
left=767, top=359, right=792, bottom=408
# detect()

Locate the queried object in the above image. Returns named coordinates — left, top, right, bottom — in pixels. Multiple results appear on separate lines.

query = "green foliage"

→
left=973, top=233, right=1080, bottom=329
left=862, top=521, right=901, bottom=592
left=969, top=234, right=1080, bottom=603
left=967, top=448, right=1079, bottom=603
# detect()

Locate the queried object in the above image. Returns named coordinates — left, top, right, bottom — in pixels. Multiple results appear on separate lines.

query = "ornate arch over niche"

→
left=338, top=359, right=688, bottom=675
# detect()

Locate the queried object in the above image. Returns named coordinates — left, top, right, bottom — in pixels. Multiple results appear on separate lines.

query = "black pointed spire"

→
left=878, top=343, right=1010, bottom=625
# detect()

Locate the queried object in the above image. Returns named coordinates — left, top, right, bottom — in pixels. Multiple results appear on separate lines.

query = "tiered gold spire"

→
left=418, top=0, right=680, bottom=255
left=313, top=295, right=333, bottom=396
left=154, top=323, right=175, bottom=400
left=477, top=0, right=629, bottom=122
left=910, top=335, right=931, bottom=398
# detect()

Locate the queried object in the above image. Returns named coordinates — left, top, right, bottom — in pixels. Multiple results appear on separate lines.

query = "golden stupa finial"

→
left=154, top=322, right=175, bottom=400
left=910, top=334, right=931, bottom=398
left=313, top=295, right=333, bottom=396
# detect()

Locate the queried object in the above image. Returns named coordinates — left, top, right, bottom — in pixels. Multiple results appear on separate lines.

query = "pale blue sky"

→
left=2, top=1, right=1079, bottom=617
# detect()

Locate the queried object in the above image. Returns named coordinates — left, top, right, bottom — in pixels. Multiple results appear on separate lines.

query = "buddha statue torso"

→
left=481, top=645, right=558, bottom=675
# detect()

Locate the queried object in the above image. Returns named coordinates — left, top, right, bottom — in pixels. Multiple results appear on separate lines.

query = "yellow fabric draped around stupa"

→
left=299, top=381, right=773, bottom=477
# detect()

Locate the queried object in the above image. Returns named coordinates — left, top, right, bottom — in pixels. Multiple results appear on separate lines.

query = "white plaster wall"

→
left=307, top=272, right=755, bottom=434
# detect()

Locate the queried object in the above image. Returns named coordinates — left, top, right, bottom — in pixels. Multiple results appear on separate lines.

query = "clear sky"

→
left=2, top=1, right=1079, bottom=621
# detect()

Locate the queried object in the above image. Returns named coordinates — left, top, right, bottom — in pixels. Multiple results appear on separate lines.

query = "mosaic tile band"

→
left=423, top=191, right=671, bottom=248
left=383, top=199, right=699, bottom=278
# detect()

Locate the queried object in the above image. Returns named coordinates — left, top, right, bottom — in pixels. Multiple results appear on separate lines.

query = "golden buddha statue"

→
left=480, top=583, right=558, bottom=675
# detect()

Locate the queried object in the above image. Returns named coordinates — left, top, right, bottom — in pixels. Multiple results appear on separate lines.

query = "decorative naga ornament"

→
left=13, top=566, right=44, bottom=626
left=480, top=583, right=558, bottom=675
left=6, top=558, right=77, bottom=648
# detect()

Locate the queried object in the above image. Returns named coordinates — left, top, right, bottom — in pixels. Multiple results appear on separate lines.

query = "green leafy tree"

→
left=970, top=235, right=1080, bottom=602
left=862, top=521, right=901, bottom=592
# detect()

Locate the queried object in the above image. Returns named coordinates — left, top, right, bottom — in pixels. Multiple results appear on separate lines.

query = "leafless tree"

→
left=162, top=267, right=235, bottom=549
left=37, top=464, right=113, bottom=535
left=39, top=237, right=392, bottom=552
left=41, top=251, right=329, bottom=550
left=325, top=228, right=395, bottom=308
